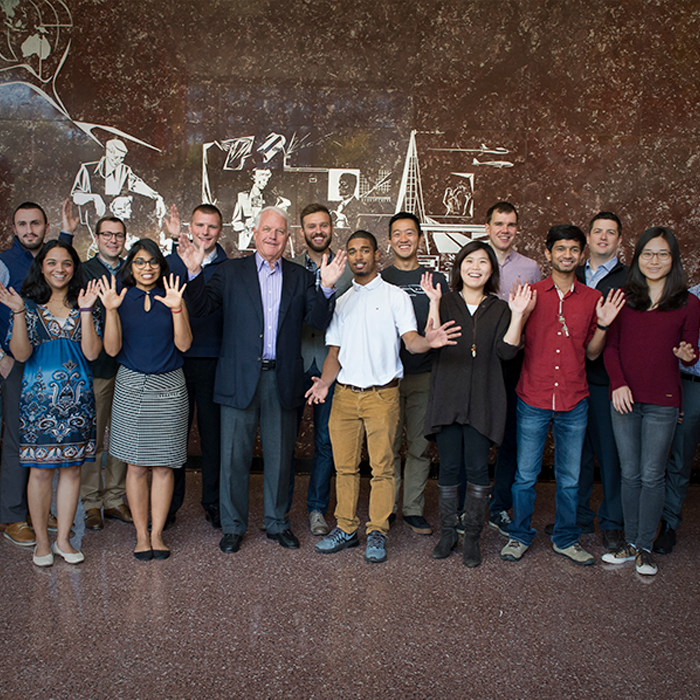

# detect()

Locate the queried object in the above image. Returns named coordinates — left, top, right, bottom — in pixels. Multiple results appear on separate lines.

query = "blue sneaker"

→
left=315, top=527, right=359, bottom=554
left=364, top=530, right=387, bottom=563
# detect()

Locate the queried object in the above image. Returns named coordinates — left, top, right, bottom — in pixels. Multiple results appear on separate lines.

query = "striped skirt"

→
left=110, top=366, right=188, bottom=468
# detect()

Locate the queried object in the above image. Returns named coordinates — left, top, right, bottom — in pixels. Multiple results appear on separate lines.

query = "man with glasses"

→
left=62, top=203, right=133, bottom=530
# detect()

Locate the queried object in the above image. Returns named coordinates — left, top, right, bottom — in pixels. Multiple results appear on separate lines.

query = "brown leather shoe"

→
left=47, top=513, right=58, bottom=532
left=104, top=504, right=133, bottom=524
left=3, top=521, right=36, bottom=546
left=84, top=508, right=104, bottom=530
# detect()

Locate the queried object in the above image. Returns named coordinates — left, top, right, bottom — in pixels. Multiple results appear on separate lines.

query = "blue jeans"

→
left=510, top=397, right=588, bottom=548
left=663, top=377, right=700, bottom=530
left=611, top=402, right=678, bottom=551
left=287, top=363, right=337, bottom=515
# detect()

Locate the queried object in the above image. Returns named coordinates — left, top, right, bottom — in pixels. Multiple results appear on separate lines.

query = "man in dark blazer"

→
left=179, top=206, right=346, bottom=553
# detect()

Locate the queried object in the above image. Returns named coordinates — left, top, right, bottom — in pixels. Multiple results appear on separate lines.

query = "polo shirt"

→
left=325, top=274, right=417, bottom=388
left=517, top=277, right=601, bottom=411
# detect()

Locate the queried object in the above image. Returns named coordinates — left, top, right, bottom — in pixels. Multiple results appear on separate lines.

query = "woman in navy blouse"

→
left=98, top=238, right=192, bottom=561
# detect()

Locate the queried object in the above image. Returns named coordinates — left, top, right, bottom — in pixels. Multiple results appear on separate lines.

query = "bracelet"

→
left=80, top=307, right=94, bottom=313
left=171, top=307, right=183, bottom=314
left=12, top=307, right=26, bottom=316
left=597, top=323, right=609, bottom=331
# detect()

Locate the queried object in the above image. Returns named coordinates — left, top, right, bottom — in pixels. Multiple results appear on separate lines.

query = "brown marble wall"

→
left=1, top=0, right=699, bottom=458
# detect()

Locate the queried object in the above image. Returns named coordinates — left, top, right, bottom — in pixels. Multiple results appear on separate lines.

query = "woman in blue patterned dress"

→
left=0, top=240, right=102, bottom=567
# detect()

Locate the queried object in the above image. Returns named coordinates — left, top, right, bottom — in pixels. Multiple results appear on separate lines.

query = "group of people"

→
left=0, top=197, right=698, bottom=577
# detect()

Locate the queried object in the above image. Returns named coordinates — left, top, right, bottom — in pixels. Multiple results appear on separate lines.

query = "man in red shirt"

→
left=500, top=225, right=624, bottom=566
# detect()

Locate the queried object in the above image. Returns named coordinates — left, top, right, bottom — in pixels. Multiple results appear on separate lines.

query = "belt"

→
left=338, top=379, right=399, bottom=392
left=261, top=360, right=276, bottom=370
left=680, top=372, right=700, bottom=384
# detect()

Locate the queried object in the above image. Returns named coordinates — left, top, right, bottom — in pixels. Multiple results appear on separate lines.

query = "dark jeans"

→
left=576, top=383, right=623, bottom=530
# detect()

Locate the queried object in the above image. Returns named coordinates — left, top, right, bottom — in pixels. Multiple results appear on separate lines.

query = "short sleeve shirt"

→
left=326, top=275, right=417, bottom=388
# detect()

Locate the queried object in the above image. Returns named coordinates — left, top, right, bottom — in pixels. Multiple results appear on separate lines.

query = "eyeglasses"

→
left=640, top=250, right=671, bottom=261
left=132, top=258, right=160, bottom=269
left=99, top=232, right=126, bottom=241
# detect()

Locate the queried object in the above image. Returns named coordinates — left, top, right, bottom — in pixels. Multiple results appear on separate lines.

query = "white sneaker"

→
left=635, top=550, right=657, bottom=576
left=602, top=543, right=636, bottom=564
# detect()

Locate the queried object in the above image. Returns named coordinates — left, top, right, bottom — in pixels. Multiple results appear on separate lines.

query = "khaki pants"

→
left=329, top=384, right=399, bottom=535
left=80, top=376, right=127, bottom=510
left=392, top=371, right=432, bottom=516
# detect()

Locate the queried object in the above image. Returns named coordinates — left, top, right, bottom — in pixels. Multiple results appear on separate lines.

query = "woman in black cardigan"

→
left=422, top=241, right=533, bottom=567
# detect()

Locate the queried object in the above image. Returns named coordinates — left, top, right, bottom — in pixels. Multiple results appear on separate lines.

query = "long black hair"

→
left=450, top=241, right=500, bottom=295
left=624, top=227, right=688, bottom=312
left=21, top=240, right=84, bottom=307
left=120, top=238, right=170, bottom=289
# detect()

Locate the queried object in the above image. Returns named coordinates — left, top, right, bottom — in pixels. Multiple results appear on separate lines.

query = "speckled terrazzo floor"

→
left=1, top=475, right=698, bottom=700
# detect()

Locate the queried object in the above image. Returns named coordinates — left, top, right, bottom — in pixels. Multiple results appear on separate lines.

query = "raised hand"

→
left=164, top=203, right=182, bottom=242
left=78, top=279, right=100, bottom=309
left=420, top=271, right=442, bottom=304
left=177, top=230, right=205, bottom=275
left=508, top=283, right=535, bottom=317
left=154, top=273, right=187, bottom=309
left=305, top=376, right=329, bottom=404
left=425, top=318, right=462, bottom=348
left=97, top=275, right=127, bottom=310
left=596, top=288, right=625, bottom=327
left=673, top=340, right=697, bottom=364
left=0, top=283, right=25, bottom=313
left=320, top=250, right=347, bottom=289
left=62, top=198, right=79, bottom=235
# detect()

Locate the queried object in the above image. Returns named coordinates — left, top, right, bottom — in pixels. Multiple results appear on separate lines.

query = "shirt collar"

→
left=304, top=249, right=335, bottom=271
left=352, top=274, right=382, bottom=292
left=255, top=252, right=282, bottom=273
left=586, top=255, right=618, bottom=275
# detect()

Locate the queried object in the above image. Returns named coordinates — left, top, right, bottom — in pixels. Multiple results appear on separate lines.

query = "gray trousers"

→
left=220, top=369, right=297, bottom=536
left=0, top=361, right=27, bottom=523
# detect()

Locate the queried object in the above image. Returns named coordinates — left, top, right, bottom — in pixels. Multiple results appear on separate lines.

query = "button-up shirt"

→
left=497, top=250, right=541, bottom=301
left=256, top=253, right=284, bottom=360
left=517, top=277, right=601, bottom=411
left=584, top=255, right=619, bottom=289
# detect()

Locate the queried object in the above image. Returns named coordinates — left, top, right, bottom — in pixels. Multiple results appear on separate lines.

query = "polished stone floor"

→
left=1, top=474, right=698, bottom=700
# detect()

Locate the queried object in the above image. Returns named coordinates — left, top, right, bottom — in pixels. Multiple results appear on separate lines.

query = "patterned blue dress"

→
left=9, top=301, right=100, bottom=468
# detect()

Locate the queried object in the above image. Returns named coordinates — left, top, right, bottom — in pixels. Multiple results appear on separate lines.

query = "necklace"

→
left=459, top=291, right=484, bottom=357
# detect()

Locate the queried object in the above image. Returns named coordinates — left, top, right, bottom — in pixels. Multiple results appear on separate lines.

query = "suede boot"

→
left=432, top=484, right=460, bottom=559
left=462, top=482, right=490, bottom=568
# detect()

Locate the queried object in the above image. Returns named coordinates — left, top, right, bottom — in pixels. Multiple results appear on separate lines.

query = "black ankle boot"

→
left=462, top=483, right=490, bottom=568
left=432, top=484, right=460, bottom=559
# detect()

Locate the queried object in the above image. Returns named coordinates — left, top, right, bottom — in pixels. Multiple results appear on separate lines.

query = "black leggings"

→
left=435, top=423, right=491, bottom=487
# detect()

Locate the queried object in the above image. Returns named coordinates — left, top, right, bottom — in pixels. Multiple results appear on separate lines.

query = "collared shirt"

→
left=256, top=253, right=284, bottom=361
left=0, top=260, right=9, bottom=287
left=303, top=250, right=335, bottom=289
left=584, top=255, right=619, bottom=289
left=202, top=249, right=218, bottom=267
left=517, top=277, right=601, bottom=411
left=497, top=250, right=541, bottom=301
left=680, top=284, right=700, bottom=379
left=95, top=256, right=123, bottom=276
left=326, top=275, right=417, bottom=388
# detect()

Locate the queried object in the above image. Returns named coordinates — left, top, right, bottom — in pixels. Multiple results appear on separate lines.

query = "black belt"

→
left=680, top=372, right=700, bottom=384
left=338, top=379, right=399, bottom=392
left=261, top=360, right=276, bottom=370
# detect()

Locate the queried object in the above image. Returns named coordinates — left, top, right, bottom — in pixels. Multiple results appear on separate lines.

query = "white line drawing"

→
left=231, top=168, right=291, bottom=250
left=222, top=136, right=255, bottom=170
left=257, top=132, right=286, bottom=163
left=472, top=157, right=514, bottom=168
left=328, top=169, right=360, bottom=229
left=0, top=0, right=159, bottom=151
left=71, top=138, right=167, bottom=256
left=442, top=174, right=474, bottom=217
left=428, top=144, right=510, bottom=155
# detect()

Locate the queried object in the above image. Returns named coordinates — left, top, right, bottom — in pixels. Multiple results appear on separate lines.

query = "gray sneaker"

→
left=315, top=526, right=359, bottom=554
left=500, top=538, right=529, bottom=562
left=364, top=530, right=387, bottom=563
left=488, top=510, right=511, bottom=537
left=309, top=510, right=329, bottom=536
left=553, top=541, right=595, bottom=566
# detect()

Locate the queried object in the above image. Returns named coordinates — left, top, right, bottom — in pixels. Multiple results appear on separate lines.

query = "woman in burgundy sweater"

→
left=603, top=227, right=700, bottom=576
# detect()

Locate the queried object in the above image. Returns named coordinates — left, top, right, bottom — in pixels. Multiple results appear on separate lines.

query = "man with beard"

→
left=291, top=204, right=353, bottom=535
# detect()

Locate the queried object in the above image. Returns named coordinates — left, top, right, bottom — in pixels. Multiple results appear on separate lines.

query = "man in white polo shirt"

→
left=306, top=230, right=460, bottom=563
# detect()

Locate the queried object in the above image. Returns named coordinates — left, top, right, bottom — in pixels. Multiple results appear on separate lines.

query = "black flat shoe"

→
left=133, top=549, right=154, bottom=561
left=152, top=549, right=171, bottom=560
